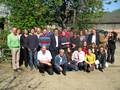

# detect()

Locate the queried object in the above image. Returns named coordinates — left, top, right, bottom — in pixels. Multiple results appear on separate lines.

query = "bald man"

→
left=37, top=46, right=53, bottom=75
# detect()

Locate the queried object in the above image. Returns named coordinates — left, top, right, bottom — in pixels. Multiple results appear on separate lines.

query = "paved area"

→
left=0, top=42, right=120, bottom=90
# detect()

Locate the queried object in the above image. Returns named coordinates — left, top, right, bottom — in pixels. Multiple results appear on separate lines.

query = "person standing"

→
left=20, top=29, right=29, bottom=68
left=49, top=28, right=61, bottom=60
left=107, top=32, right=117, bottom=64
left=7, top=27, right=20, bottom=72
left=87, top=29, right=100, bottom=46
left=60, top=31, right=70, bottom=50
left=28, top=28, right=39, bottom=70
left=39, top=28, right=51, bottom=49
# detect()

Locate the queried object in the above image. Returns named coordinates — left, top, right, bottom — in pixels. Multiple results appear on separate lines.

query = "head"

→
left=73, top=32, right=77, bottom=38
left=41, top=46, right=47, bottom=54
left=92, top=29, right=96, bottom=35
left=80, top=31, right=83, bottom=36
left=24, top=29, right=28, bottom=35
left=67, top=48, right=71, bottom=53
left=78, top=47, right=82, bottom=52
left=91, top=43, right=96, bottom=48
left=100, top=46, right=104, bottom=53
left=31, top=28, right=35, bottom=34
left=59, top=49, right=65, bottom=56
left=62, top=31, right=66, bottom=36
left=88, top=48, right=92, bottom=54
left=34, top=27, right=38, bottom=32
left=17, top=29, right=21, bottom=35
left=37, top=28, right=41, bottom=34
left=84, top=30, right=88, bottom=35
left=54, top=28, right=59, bottom=36
left=43, top=28, right=48, bottom=35
left=12, top=27, right=17, bottom=34
left=83, top=41, right=87, bottom=47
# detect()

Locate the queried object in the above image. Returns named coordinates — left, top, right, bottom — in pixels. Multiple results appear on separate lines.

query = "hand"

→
left=47, top=63, right=52, bottom=66
left=22, top=46, right=24, bottom=49
left=34, top=48, right=37, bottom=51
left=28, top=48, right=30, bottom=51
left=59, top=66, right=63, bottom=71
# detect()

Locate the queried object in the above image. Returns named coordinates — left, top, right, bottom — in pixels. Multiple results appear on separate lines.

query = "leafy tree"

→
left=0, top=0, right=116, bottom=29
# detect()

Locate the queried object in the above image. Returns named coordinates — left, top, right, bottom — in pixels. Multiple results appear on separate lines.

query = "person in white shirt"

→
left=72, top=46, right=85, bottom=70
left=37, top=46, right=53, bottom=75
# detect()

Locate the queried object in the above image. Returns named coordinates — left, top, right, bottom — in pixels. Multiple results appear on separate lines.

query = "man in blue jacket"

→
left=54, top=49, right=68, bottom=75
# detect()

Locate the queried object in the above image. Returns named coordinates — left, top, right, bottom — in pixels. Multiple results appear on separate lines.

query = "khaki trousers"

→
left=11, top=48, right=20, bottom=70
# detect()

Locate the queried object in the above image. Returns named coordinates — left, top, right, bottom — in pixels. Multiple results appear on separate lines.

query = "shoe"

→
left=14, top=69, right=18, bottom=72
left=99, top=69, right=104, bottom=72
left=62, top=70, right=66, bottom=76
left=16, top=68, right=22, bottom=72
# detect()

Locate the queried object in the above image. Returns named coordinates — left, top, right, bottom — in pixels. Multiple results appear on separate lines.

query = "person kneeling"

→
left=85, top=48, right=96, bottom=72
left=72, top=47, right=85, bottom=71
left=54, top=49, right=68, bottom=75
left=96, top=46, right=106, bottom=72
left=37, top=46, right=53, bottom=75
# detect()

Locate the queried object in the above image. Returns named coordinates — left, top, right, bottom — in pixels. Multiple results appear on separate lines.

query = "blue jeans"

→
left=29, top=49, right=38, bottom=69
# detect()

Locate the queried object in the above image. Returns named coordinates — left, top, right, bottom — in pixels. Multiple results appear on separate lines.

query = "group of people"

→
left=7, top=26, right=117, bottom=75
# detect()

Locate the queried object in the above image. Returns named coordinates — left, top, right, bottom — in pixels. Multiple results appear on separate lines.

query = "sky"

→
left=103, top=0, right=120, bottom=12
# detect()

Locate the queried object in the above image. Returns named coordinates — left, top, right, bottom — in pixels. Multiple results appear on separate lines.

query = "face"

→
left=43, top=29, right=47, bottom=35
left=37, top=28, right=41, bottom=34
left=85, top=30, right=88, bottom=34
left=24, top=29, right=28, bottom=34
left=88, top=49, right=92, bottom=54
left=80, top=31, right=83, bottom=35
left=92, top=43, right=96, bottom=48
left=100, top=47, right=104, bottom=52
left=67, top=48, right=71, bottom=53
left=41, top=46, right=47, bottom=54
left=62, top=31, right=65, bottom=36
left=83, top=41, right=87, bottom=47
left=78, top=47, right=82, bottom=52
left=92, top=29, right=96, bottom=35
left=60, top=50, right=64, bottom=56
left=12, top=27, right=17, bottom=34
left=54, top=29, right=58, bottom=36
left=31, top=29, right=35, bottom=34
left=17, top=29, right=21, bottom=34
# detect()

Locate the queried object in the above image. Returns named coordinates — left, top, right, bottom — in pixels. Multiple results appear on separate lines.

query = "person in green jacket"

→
left=7, top=27, right=20, bottom=72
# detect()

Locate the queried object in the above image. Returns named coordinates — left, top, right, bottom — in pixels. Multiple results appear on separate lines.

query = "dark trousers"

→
left=84, top=63, right=95, bottom=72
left=107, top=48, right=115, bottom=63
left=54, top=63, right=68, bottom=74
left=38, top=63, right=53, bottom=75
left=71, top=60, right=85, bottom=70
left=78, top=62, right=85, bottom=70
left=50, top=48, right=59, bottom=61
left=67, top=63, right=78, bottom=71
left=28, top=49, right=37, bottom=69
left=19, top=47, right=29, bottom=67
left=99, top=60, right=106, bottom=69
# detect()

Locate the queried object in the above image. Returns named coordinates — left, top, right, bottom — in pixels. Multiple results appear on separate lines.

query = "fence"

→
left=0, top=48, right=11, bottom=63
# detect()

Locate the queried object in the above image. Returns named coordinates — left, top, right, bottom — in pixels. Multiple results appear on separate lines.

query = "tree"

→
left=0, top=0, right=116, bottom=29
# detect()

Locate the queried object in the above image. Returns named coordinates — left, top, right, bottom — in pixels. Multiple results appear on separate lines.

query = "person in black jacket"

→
left=87, top=29, right=100, bottom=46
left=28, top=29, right=39, bottom=70
left=20, top=30, right=29, bottom=67
left=49, top=29, right=61, bottom=61
left=107, top=32, right=117, bottom=64
left=96, top=46, right=106, bottom=72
